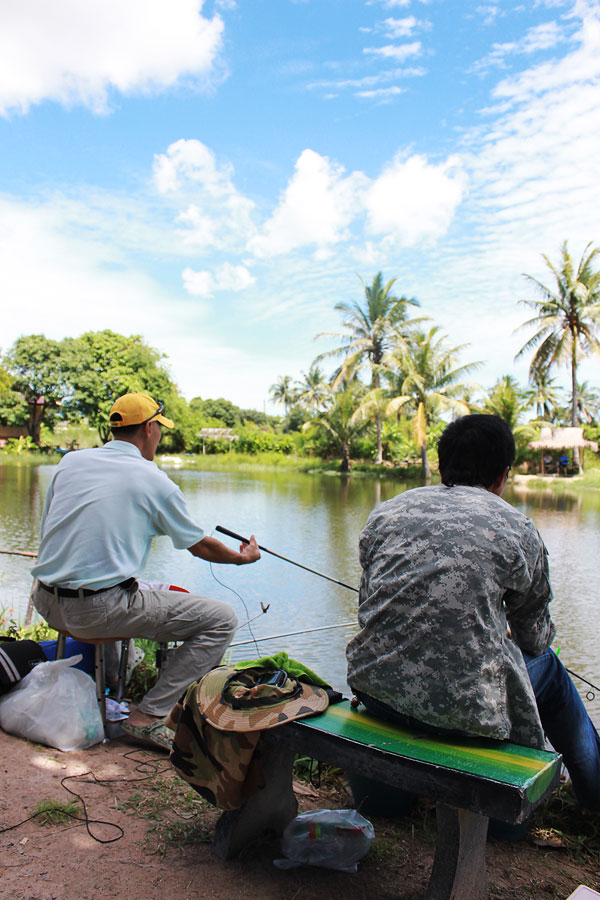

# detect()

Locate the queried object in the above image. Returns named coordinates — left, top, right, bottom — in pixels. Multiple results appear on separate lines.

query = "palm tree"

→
left=516, top=241, right=600, bottom=430
left=303, top=383, right=367, bottom=472
left=576, top=381, right=600, bottom=424
left=317, top=272, right=421, bottom=464
left=530, top=369, right=560, bottom=422
left=296, top=365, right=332, bottom=413
left=384, top=328, right=480, bottom=479
left=483, top=375, right=534, bottom=432
left=269, top=375, right=297, bottom=416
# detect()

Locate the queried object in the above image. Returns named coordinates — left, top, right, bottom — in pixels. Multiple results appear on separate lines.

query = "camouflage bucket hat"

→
left=197, top=665, right=329, bottom=732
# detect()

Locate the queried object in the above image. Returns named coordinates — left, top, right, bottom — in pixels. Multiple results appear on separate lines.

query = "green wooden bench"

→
left=212, top=700, right=561, bottom=900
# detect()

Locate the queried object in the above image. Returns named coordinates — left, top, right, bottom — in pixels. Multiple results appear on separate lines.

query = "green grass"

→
left=157, top=450, right=427, bottom=480
left=158, top=450, right=324, bottom=471
left=520, top=468, right=600, bottom=492
left=34, top=799, right=80, bottom=825
left=118, top=774, right=211, bottom=855
left=0, top=451, right=62, bottom=465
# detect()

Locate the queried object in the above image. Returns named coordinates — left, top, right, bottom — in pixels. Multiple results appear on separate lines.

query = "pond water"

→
left=1, top=462, right=599, bottom=727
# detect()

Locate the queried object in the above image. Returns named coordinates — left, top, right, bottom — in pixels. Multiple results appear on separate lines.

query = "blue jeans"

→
left=524, top=648, right=600, bottom=811
left=352, top=648, right=600, bottom=816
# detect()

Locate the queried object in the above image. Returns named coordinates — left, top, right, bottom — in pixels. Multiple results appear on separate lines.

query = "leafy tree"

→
left=517, top=241, right=600, bottom=431
left=317, top=272, right=421, bottom=464
left=384, top=328, right=479, bottom=479
left=62, top=330, right=177, bottom=441
left=199, top=398, right=241, bottom=428
left=0, top=364, right=28, bottom=429
left=3, top=335, right=69, bottom=442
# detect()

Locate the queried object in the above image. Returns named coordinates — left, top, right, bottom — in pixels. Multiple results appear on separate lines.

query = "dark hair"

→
left=438, top=414, right=515, bottom=488
left=110, top=423, right=143, bottom=438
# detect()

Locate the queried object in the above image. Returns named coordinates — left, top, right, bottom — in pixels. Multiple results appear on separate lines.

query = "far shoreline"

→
left=1, top=449, right=599, bottom=492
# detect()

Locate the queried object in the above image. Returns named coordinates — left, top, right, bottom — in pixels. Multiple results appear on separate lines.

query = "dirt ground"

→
left=1, top=728, right=600, bottom=900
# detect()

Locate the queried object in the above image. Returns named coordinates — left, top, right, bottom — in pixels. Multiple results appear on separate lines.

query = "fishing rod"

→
left=565, top=667, right=600, bottom=701
left=230, top=621, right=356, bottom=647
left=218, top=526, right=600, bottom=704
left=0, top=549, right=37, bottom=558
left=216, top=525, right=359, bottom=592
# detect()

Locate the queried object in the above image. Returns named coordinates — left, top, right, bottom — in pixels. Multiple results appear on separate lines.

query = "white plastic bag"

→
left=0, top=655, right=104, bottom=751
left=274, top=808, right=375, bottom=873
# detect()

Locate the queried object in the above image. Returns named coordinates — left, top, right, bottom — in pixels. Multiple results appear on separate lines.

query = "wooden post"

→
left=425, top=804, right=489, bottom=900
left=212, top=741, right=297, bottom=860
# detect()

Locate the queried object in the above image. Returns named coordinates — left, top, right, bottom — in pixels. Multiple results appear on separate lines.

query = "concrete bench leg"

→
left=426, top=804, right=489, bottom=900
left=212, top=741, right=298, bottom=860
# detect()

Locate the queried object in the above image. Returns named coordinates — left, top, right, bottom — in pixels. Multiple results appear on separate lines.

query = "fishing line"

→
left=208, top=530, right=262, bottom=658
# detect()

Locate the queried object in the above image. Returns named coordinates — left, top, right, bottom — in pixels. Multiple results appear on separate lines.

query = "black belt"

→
left=38, top=577, right=137, bottom=598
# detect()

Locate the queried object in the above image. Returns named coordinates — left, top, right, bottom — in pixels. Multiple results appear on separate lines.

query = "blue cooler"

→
left=39, top=638, right=95, bottom=677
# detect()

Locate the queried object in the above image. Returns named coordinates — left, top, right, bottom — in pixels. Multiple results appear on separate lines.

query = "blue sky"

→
left=1, top=0, right=599, bottom=412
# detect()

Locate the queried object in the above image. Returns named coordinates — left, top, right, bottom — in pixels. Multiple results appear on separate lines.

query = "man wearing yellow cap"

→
left=31, top=393, right=260, bottom=751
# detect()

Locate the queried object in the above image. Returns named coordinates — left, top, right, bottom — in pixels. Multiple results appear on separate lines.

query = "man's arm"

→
left=188, top=535, right=261, bottom=566
left=505, top=538, right=556, bottom=656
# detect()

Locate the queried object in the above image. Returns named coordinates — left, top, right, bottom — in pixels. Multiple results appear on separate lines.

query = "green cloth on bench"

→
left=233, top=651, right=330, bottom=687
left=300, top=700, right=559, bottom=804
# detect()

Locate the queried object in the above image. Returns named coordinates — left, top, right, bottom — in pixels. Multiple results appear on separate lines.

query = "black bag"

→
left=0, top=638, right=47, bottom=695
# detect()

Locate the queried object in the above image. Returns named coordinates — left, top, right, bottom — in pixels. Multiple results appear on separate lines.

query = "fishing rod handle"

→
left=215, top=525, right=250, bottom=544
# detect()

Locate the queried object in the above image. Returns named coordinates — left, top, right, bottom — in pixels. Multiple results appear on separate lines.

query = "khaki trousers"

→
left=31, top=580, right=237, bottom=717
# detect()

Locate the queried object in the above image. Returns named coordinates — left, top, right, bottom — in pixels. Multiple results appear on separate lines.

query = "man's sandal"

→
left=121, top=718, right=173, bottom=752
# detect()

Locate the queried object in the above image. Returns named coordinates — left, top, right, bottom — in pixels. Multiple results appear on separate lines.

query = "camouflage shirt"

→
left=346, top=485, right=556, bottom=749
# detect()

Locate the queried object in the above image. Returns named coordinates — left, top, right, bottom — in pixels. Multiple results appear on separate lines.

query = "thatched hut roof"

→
left=529, top=425, right=598, bottom=452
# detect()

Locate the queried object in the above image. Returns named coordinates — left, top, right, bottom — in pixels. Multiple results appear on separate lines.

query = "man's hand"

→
left=238, top=535, right=261, bottom=565
left=188, top=534, right=261, bottom=566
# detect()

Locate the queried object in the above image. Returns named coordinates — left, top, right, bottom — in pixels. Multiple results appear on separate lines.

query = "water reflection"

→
left=1, top=464, right=599, bottom=727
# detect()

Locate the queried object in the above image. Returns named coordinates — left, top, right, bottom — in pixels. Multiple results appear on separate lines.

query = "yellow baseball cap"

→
left=109, top=393, right=174, bottom=429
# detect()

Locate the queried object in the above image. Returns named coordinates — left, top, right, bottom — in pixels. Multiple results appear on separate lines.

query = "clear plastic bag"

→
left=0, top=655, right=104, bottom=751
left=274, top=808, right=375, bottom=873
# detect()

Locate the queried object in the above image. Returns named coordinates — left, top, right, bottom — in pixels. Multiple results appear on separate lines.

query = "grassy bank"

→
left=158, top=450, right=426, bottom=480
left=513, top=468, right=600, bottom=492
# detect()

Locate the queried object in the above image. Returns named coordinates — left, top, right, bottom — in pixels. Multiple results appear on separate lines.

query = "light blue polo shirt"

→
left=32, top=441, right=205, bottom=590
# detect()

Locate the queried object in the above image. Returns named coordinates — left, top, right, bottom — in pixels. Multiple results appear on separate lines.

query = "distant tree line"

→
left=1, top=241, right=599, bottom=474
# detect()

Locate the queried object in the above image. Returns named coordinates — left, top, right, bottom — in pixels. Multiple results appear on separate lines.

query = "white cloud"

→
left=365, top=154, right=466, bottom=245
left=476, top=5, right=501, bottom=26
left=473, top=20, right=565, bottom=73
left=183, top=263, right=255, bottom=297
left=356, top=86, right=407, bottom=100
left=182, top=268, right=215, bottom=298
left=0, top=0, right=224, bottom=116
left=364, top=41, right=422, bottom=61
left=154, top=139, right=233, bottom=196
left=308, top=66, right=426, bottom=94
left=382, top=16, right=419, bottom=38
left=248, top=149, right=368, bottom=258
left=367, top=0, right=414, bottom=7
left=154, top=139, right=256, bottom=251
left=0, top=193, right=189, bottom=356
